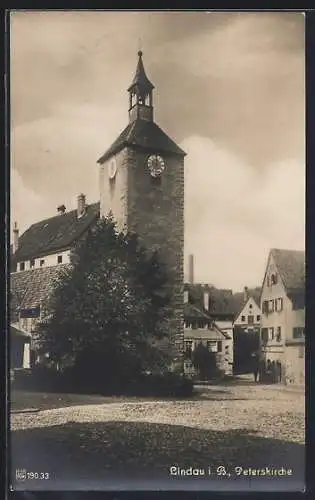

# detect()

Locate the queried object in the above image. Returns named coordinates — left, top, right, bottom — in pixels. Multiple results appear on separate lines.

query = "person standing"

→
left=252, top=352, right=259, bottom=382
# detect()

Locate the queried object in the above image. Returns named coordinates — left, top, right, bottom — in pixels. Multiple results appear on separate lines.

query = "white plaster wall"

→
left=234, top=297, right=261, bottom=326
left=18, top=249, right=71, bottom=271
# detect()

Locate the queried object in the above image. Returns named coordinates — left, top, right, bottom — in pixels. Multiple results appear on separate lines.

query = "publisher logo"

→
left=15, top=469, right=27, bottom=481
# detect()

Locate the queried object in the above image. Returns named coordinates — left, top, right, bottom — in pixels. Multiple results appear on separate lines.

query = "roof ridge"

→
left=28, top=201, right=100, bottom=228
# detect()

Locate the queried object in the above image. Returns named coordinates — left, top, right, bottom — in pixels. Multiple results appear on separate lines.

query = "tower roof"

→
left=97, top=119, right=186, bottom=164
left=127, top=51, right=154, bottom=97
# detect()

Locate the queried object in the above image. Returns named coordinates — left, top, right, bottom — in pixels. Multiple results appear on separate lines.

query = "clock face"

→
left=108, top=157, right=117, bottom=179
left=147, top=155, right=165, bottom=178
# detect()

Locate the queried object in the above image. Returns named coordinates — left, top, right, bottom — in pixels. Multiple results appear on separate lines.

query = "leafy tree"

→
left=192, top=343, right=219, bottom=380
left=36, top=217, right=172, bottom=384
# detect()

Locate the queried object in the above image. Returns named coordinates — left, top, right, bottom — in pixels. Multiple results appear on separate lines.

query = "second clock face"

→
left=147, top=154, right=165, bottom=178
left=108, top=157, right=117, bottom=179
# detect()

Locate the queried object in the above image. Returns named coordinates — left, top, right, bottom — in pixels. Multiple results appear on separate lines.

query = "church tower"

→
left=97, top=51, right=186, bottom=359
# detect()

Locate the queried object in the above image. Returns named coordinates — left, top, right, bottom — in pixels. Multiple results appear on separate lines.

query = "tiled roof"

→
left=184, top=303, right=212, bottom=320
left=184, top=326, right=227, bottom=341
left=97, top=119, right=186, bottom=164
left=185, top=284, right=236, bottom=317
left=12, top=202, right=100, bottom=263
left=271, top=248, right=305, bottom=293
left=11, top=324, right=31, bottom=339
left=11, top=264, right=71, bottom=310
left=186, top=283, right=262, bottom=319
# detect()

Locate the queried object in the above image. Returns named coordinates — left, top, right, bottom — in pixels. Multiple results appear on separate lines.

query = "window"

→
left=184, top=341, right=193, bottom=352
left=40, top=259, right=45, bottom=267
left=241, top=315, right=246, bottom=322
left=57, top=255, right=63, bottom=264
left=267, top=276, right=270, bottom=287
left=249, top=304, right=252, bottom=309
left=276, top=298, right=283, bottom=311
left=19, top=262, right=25, bottom=271
left=262, top=301, right=268, bottom=314
left=276, top=327, right=281, bottom=342
left=257, top=315, right=260, bottom=321
left=207, top=341, right=218, bottom=353
left=261, top=328, right=268, bottom=342
left=269, top=327, right=274, bottom=341
left=151, top=176, right=162, bottom=186
left=30, top=259, right=35, bottom=268
left=293, top=327, right=305, bottom=339
left=248, top=315, right=254, bottom=325
left=217, top=341, right=222, bottom=353
left=268, top=300, right=274, bottom=313
left=299, top=346, right=304, bottom=359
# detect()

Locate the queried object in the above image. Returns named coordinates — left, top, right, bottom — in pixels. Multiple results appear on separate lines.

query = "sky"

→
left=10, top=11, right=305, bottom=292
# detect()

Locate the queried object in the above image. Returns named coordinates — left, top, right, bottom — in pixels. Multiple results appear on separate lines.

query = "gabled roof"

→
left=11, top=264, right=71, bottom=310
left=12, top=202, right=100, bottom=263
left=97, top=119, right=186, bottom=164
left=184, top=324, right=228, bottom=341
left=233, top=289, right=261, bottom=320
left=271, top=248, right=305, bottom=292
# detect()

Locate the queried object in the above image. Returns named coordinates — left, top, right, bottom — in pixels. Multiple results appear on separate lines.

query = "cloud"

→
left=10, top=169, right=49, bottom=235
left=182, top=136, right=305, bottom=291
left=11, top=102, right=127, bottom=208
left=10, top=12, right=305, bottom=291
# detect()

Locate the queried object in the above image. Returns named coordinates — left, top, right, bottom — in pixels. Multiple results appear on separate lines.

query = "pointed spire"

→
left=127, top=50, right=154, bottom=99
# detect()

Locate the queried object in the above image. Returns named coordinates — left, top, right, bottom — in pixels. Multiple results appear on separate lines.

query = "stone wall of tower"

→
left=126, top=147, right=185, bottom=359
left=99, top=149, right=128, bottom=232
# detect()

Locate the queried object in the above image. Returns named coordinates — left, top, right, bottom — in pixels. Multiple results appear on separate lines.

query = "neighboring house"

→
left=233, top=287, right=261, bottom=332
left=183, top=299, right=232, bottom=378
left=184, top=283, right=238, bottom=374
left=11, top=196, right=99, bottom=273
left=232, top=287, right=261, bottom=374
left=260, top=248, right=305, bottom=385
left=10, top=197, right=100, bottom=366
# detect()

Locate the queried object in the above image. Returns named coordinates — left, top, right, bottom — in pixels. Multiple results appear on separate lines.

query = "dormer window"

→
left=57, top=255, right=63, bottom=264
left=30, top=259, right=35, bottom=268
left=19, top=262, right=25, bottom=271
left=40, top=259, right=45, bottom=267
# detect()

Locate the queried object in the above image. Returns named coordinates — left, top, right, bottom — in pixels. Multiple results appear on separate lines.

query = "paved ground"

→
left=10, top=378, right=305, bottom=491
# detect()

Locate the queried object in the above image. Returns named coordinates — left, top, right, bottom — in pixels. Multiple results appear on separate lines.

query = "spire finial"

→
left=138, top=37, right=142, bottom=55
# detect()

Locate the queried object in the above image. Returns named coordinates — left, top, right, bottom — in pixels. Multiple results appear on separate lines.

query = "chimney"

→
left=244, top=286, right=249, bottom=302
left=188, top=254, right=194, bottom=284
left=57, top=204, right=66, bottom=215
left=13, top=221, right=19, bottom=254
left=77, top=193, right=86, bottom=218
left=203, top=287, right=210, bottom=311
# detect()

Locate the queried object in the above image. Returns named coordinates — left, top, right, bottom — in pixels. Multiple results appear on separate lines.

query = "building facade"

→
left=183, top=303, right=232, bottom=378
left=234, top=289, right=261, bottom=333
left=260, top=248, right=305, bottom=385
left=97, top=51, right=186, bottom=358
left=10, top=198, right=99, bottom=365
